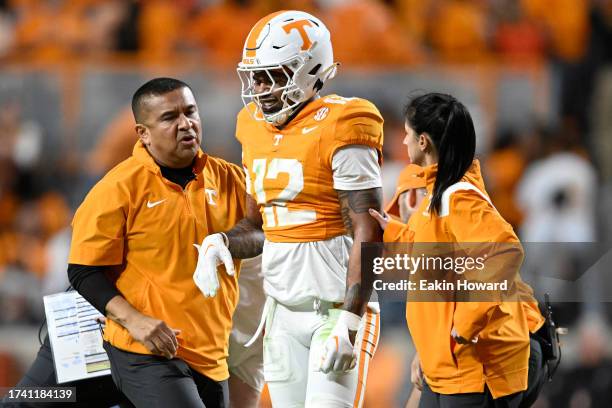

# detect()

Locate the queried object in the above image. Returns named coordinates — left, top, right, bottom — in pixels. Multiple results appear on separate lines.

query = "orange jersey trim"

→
left=244, top=10, right=286, bottom=58
left=353, top=311, right=380, bottom=408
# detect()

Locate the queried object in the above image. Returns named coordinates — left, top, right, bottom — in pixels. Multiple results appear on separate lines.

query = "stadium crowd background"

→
left=0, top=0, right=611, bottom=406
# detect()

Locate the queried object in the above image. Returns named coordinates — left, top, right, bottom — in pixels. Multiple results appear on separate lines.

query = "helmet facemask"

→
left=238, top=53, right=311, bottom=126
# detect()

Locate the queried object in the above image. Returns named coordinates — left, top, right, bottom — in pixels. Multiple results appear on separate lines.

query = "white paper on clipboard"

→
left=43, top=291, right=111, bottom=383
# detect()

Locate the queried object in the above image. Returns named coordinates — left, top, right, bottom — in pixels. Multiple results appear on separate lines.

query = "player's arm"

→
left=337, top=188, right=383, bottom=316
left=226, top=193, right=264, bottom=259
left=319, top=141, right=383, bottom=374
left=319, top=187, right=383, bottom=373
left=193, top=193, right=264, bottom=297
left=332, top=102, right=385, bottom=316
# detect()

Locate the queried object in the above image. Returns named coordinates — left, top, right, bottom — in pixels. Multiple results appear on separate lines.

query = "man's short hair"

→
left=132, top=77, right=192, bottom=123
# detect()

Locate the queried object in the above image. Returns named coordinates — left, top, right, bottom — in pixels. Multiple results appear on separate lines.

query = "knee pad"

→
left=263, top=334, right=294, bottom=382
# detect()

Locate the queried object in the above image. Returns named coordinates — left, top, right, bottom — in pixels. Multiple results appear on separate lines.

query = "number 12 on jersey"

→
left=250, top=158, right=316, bottom=228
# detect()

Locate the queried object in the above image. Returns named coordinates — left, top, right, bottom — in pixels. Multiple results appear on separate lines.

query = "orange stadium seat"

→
left=320, top=0, right=423, bottom=67
left=188, top=1, right=263, bottom=68
left=521, top=0, right=590, bottom=62
left=10, top=0, right=83, bottom=61
left=396, top=0, right=434, bottom=45
left=138, top=0, right=185, bottom=61
left=428, top=0, right=490, bottom=63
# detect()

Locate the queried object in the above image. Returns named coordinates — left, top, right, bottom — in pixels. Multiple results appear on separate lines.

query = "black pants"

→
left=420, top=382, right=524, bottom=408
left=419, top=337, right=547, bottom=408
left=1, top=334, right=130, bottom=408
left=520, top=337, right=547, bottom=407
left=103, top=342, right=228, bottom=408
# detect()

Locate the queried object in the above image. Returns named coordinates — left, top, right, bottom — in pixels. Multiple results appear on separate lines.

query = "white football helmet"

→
left=237, top=10, right=338, bottom=126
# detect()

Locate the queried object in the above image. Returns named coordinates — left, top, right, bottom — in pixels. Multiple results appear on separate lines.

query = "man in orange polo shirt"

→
left=67, top=77, right=262, bottom=407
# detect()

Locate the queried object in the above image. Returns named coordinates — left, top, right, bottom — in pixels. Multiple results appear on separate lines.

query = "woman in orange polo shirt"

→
left=370, top=93, right=544, bottom=407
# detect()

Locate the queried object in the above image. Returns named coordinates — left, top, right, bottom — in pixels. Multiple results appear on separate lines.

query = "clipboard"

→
left=43, top=291, right=111, bottom=383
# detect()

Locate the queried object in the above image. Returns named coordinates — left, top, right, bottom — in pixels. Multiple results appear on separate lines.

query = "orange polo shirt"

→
left=69, top=141, right=246, bottom=381
left=384, top=160, right=543, bottom=398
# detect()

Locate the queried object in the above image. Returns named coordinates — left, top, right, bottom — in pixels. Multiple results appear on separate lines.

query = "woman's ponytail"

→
left=404, top=94, right=476, bottom=214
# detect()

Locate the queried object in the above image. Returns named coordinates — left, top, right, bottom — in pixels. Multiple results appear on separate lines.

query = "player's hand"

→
left=124, top=312, right=181, bottom=359
left=319, top=309, right=362, bottom=373
left=410, top=352, right=423, bottom=391
left=193, top=233, right=235, bottom=297
left=368, top=208, right=389, bottom=230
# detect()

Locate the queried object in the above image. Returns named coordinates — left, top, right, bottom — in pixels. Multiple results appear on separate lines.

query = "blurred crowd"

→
left=1, top=1, right=612, bottom=407
left=0, top=0, right=609, bottom=66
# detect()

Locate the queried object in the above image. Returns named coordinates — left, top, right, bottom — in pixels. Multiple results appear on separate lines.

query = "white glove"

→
left=319, top=309, right=362, bottom=374
left=193, top=233, right=234, bottom=298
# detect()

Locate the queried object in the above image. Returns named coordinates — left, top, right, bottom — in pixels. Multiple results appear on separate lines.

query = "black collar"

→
left=159, top=163, right=196, bottom=189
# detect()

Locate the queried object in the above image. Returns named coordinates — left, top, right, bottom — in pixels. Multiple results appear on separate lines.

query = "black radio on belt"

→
left=534, top=293, right=564, bottom=380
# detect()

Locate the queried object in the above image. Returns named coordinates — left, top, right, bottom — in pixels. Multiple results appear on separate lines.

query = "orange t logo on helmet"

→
left=282, top=20, right=314, bottom=50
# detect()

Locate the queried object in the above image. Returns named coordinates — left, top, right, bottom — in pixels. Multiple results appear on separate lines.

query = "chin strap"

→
left=268, top=100, right=310, bottom=127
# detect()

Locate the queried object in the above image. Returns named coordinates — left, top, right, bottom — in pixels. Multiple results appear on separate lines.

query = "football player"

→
left=194, top=10, right=384, bottom=407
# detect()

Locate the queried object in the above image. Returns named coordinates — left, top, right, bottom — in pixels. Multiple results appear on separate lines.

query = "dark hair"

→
left=131, top=77, right=192, bottom=123
left=403, top=93, right=476, bottom=214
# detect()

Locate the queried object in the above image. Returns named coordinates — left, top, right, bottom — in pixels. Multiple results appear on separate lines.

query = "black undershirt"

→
left=67, top=264, right=118, bottom=314
left=68, top=163, right=196, bottom=314
left=159, top=163, right=197, bottom=189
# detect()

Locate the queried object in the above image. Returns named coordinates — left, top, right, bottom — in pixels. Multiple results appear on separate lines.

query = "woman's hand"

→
left=368, top=208, right=390, bottom=230
left=451, top=327, right=478, bottom=345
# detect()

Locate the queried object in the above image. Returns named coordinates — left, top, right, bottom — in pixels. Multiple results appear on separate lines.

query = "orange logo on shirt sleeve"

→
left=282, top=20, right=314, bottom=51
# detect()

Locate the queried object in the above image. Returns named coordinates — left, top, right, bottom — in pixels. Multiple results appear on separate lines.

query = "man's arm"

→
left=337, top=187, right=383, bottom=316
left=68, top=264, right=179, bottom=359
left=105, top=295, right=180, bottom=359
left=67, top=264, right=121, bottom=313
left=225, top=193, right=265, bottom=259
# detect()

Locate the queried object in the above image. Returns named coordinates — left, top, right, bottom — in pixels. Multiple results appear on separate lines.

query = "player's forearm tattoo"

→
left=337, top=191, right=353, bottom=235
left=226, top=219, right=265, bottom=259
left=337, top=188, right=383, bottom=236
